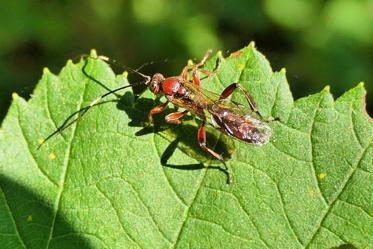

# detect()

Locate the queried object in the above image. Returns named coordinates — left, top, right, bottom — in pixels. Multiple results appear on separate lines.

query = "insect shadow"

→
left=116, top=91, right=234, bottom=173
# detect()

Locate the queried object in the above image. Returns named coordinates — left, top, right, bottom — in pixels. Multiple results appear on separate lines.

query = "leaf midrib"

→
left=44, top=69, right=89, bottom=248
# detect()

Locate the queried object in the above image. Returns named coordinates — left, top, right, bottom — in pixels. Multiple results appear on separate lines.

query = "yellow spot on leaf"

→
left=37, top=138, right=45, bottom=145
left=48, top=153, right=56, bottom=160
left=319, top=173, right=327, bottom=180
left=307, top=187, right=315, bottom=197
left=26, top=215, right=32, bottom=222
left=237, top=63, right=245, bottom=71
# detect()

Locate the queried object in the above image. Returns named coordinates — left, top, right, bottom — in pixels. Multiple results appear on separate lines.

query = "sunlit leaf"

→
left=1, top=44, right=372, bottom=248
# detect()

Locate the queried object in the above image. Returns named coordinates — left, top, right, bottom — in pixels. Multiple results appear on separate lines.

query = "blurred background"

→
left=0, top=0, right=372, bottom=121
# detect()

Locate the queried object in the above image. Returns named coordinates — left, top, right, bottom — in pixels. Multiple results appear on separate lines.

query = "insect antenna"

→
left=93, top=55, right=151, bottom=84
left=81, top=57, right=114, bottom=93
left=38, top=82, right=143, bottom=149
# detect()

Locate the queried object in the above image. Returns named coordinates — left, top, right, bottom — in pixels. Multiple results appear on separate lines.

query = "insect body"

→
left=147, top=70, right=272, bottom=146
left=140, top=51, right=272, bottom=183
left=40, top=50, right=272, bottom=184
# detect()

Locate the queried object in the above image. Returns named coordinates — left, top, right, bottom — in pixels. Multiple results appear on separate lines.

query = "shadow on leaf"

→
left=117, top=91, right=235, bottom=172
left=0, top=175, right=100, bottom=248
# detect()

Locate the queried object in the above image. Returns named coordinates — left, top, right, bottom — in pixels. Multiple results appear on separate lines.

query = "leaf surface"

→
left=0, top=44, right=372, bottom=249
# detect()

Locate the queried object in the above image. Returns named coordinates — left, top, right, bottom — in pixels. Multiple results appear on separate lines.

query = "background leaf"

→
left=0, top=44, right=372, bottom=248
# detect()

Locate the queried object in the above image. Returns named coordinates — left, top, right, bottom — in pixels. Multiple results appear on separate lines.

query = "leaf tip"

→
left=43, top=67, right=51, bottom=75
left=248, top=41, right=256, bottom=48
left=66, top=60, right=74, bottom=66
left=121, top=71, right=128, bottom=78
left=323, top=85, right=331, bottom=92
left=11, top=92, right=19, bottom=100
left=358, top=81, right=365, bottom=88
left=187, top=59, right=194, bottom=66
left=90, top=49, right=98, bottom=58
left=280, top=67, right=286, bottom=74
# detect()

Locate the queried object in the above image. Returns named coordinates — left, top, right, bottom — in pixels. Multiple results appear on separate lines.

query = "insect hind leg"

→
left=219, top=83, right=259, bottom=113
left=197, top=120, right=233, bottom=184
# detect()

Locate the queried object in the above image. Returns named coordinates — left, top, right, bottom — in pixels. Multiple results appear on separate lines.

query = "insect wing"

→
left=183, top=81, right=253, bottom=116
left=183, top=81, right=272, bottom=145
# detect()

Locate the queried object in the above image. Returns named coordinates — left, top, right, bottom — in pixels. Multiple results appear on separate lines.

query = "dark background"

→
left=1, top=0, right=372, bottom=121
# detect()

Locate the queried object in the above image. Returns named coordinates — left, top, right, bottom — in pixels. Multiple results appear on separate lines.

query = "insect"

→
left=39, top=50, right=272, bottom=184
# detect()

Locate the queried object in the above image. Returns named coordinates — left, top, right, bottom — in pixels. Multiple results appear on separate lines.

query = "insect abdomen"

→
left=209, top=107, right=272, bottom=145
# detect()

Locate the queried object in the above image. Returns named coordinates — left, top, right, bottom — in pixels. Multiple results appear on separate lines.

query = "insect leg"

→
left=194, top=49, right=213, bottom=68
left=197, top=120, right=232, bottom=184
left=192, top=70, right=201, bottom=87
left=165, top=110, right=188, bottom=124
left=198, top=69, right=214, bottom=77
left=219, top=83, right=258, bottom=113
left=148, top=101, right=169, bottom=123
left=181, top=49, right=213, bottom=80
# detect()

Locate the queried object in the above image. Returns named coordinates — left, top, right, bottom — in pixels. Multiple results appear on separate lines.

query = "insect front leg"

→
left=181, top=49, right=213, bottom=80
left=148, top=101, right=169, bottom=123
left=165, top=110, right=188, bottom=124
left=198, top=120, right=232, bottom=184
left=219, top=83, right=258, bottom=113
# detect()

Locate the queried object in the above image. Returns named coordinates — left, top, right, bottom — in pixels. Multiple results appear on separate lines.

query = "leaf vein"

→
left=122, top=177, right=172, bottom=244
left=305, top=143, right=371, bottom=248
left=309, top=97, right=328, bottom=205
left=152, top=134, right=188, bottom=207
left=172, top=133, right=223, bottom=248
left=95, top=184, right=142, bottom=248
left=351, top=109, right=364, bottom=148
left=45, top=67, right=89, bottom=248
left=339, top=199, right=373, bottom=220
left=45, top=74, right=68, bottom=142
left=189, top=216, right=253, bottom=243
left=269, top=75, right=280, bottom=118
left=234, top=159, right=303, bottom=246
left=274, top=181, right=304, bottom=246
left=230, top=192, right=271, bottom=249
left=0, top=185, right=27, bottom=249
left=15, top=104, right=59, bottom=187
left=52, top=232, right=109, bottom=248
left=320, top=226, right=348, bottom=244
left=269, top=141, right=311, bottom=163
left=172, top=166, right=207, bottom=248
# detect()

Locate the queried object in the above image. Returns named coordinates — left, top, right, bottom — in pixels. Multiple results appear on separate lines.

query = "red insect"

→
left=39, top=50, right=272, bottom=184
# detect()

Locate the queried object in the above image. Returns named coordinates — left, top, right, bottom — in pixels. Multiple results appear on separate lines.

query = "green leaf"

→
left=1, top=43, right=372, bottom=249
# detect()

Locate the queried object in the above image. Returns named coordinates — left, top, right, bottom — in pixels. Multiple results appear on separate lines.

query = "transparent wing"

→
left=184, top=81, right=254, bottom=116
